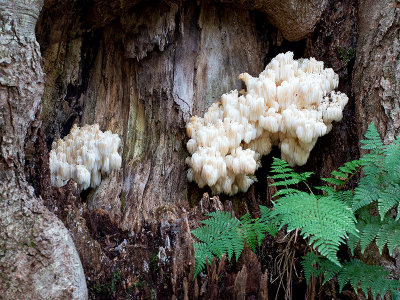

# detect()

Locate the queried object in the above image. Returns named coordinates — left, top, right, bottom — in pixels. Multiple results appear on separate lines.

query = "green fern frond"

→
left=321, top=177, right=345, bottom=186
left=352, top=182, right=380, bottom=211
left=269, top=158, right=313, bottom=196
left=360, top=123, right=384, bottom=153
left=377, top=183, right=399, bottom=220
left=301, top=252, right=341, bottom=285
left=300, top=172, right=314, bottom=180
left=269, top=158, right=297, bottom=176
left=347, top=233, right=359, bottom=256
left=338, top=260, right=400, bottom=299
left=353, top=142, right=400, bottom=216
left=272, top=188, right=302, bottom=197
left=357, top=124, right=385, bottom=188
left=193, top=242, right=214, bottom=277
left=301, top=252, right=319, bottom=282
left=271, top=178, right=304, bottom=186
left=350, top=125, right=400, bottom=218
left=375, top=218, right=400, bottom=256
left=259, top=205, right=280, bottom=237
left=348, top=214, right=400, bottom=256
left=384, top=140, right=400, bottom=183
left=338, top=160, right=364, bottom=174
left=333, top=190, right=354, bottom=206
left=314, top=185, right=336, bottom=195
left=321, top=159, right=363, bottom=187
left=359, top=223, right=379, bottom=253
left=240, top=213, right=268, bottom=251
left=303, top=255, right=400, bottom=299
left=315, top=187, right=353, bottom=206
left=271, top=192, right=357, bottom=265
left=192, top=211, right=243, bottom=277
left=192, top=210, right=277, bottom=278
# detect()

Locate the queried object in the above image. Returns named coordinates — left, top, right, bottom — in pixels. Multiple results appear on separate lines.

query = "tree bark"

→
left=354, top=0, right=400, bottom=144
left=353, top=0, right=400, bottom=280
left=0, top=1, right=87, bottom=299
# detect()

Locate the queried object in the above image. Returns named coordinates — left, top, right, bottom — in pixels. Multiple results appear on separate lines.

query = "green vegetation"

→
left=110, top=269, right=122, bottom=294
left=150, top=250, right=159, bottom=275
left=338, top=46, right=356, bottom=64
left=91, top=269, right=122, bottom=297
left=192, top=123, right=400, bottom=299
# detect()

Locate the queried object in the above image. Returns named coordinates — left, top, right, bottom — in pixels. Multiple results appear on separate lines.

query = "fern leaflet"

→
left=321, top=159, right=363, bottom=188
left=271, top=192, right=357, bottom=265
left=302, top=256, right=400, bottom=299
left=240, top=213, right=269, bottom=251
left=192, top=211, right=243, bottom=276
left=338, top=260, right=400, bottom=299
left=348, top=210, right=400, bottom=256
left=269, top=158, right=313, bottom=196
left=360, top=123, right=385, bottom=153
left=301, top=252, right=341, bottom=285
left=192, top=210, right=276, bottom=277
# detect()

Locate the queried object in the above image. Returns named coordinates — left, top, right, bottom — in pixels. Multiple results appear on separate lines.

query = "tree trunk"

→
left=352, top=0, right=400, bottom=279
left=0, top=0, right=87, bottom=299
left=354, top=0, right=400, bottom=144
left=1, top=0, right=399, bottom=299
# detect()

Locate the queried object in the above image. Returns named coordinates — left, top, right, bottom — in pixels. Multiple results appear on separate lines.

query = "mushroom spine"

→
left=49, top=124, right=122, bottom=191
left=186, top=52, right=348, bottom=195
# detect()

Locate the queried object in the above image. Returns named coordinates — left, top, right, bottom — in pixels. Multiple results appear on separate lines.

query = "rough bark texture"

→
left=302, top=0, right=359, bottom=179
left=354, top=0, right=400, bottom=144
left=0, top=0, right=87, bottom=299
left=36, top=0, right=269, bottom=232
left=219, top=0, right=329, bottom=41
left=353, top=0, right=400, bottom=280
left=1, top=0, right=399, bottom=299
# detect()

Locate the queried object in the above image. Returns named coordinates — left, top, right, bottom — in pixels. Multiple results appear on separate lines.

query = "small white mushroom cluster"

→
left=186, top=52, right=348, bottom=195
left=49, top=124, right=122, bottom=190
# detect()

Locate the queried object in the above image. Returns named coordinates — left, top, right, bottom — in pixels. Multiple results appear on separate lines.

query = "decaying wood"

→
left=1, top=0, right=399, bottom=299
left=234, top=265, right=247, bottom=300
left=260, top=269, right=269, bottom=300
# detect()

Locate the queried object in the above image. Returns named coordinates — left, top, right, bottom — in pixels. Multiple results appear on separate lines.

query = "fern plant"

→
left=302, top=123, right=400, bottom=298
left=268, top=157, right=313, bottom=196
left=348, top=209, right=400, bottom=256
left=301, top=252, right=341, bottom=285
left=302, top=253, right=400, bottom=299
left=268, top=158, right=358, bottom=265
left=191, top=211, right=277, bottom=277
left=340, top=123, right=400, bottom=260
left=337, top=260, right=400, bottom=299
left=191, top=123, right=400, bottom=298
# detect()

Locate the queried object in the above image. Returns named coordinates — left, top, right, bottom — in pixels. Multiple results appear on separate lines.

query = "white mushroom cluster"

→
left=49, top=124, right=122, bottom=190
left=186, top=52, right=348, bottom=195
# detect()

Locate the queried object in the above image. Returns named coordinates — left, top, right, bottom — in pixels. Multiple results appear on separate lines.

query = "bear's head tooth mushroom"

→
left=49, top=124, right=122, bottom=191
left=186, top=51, right=348, bottom=195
